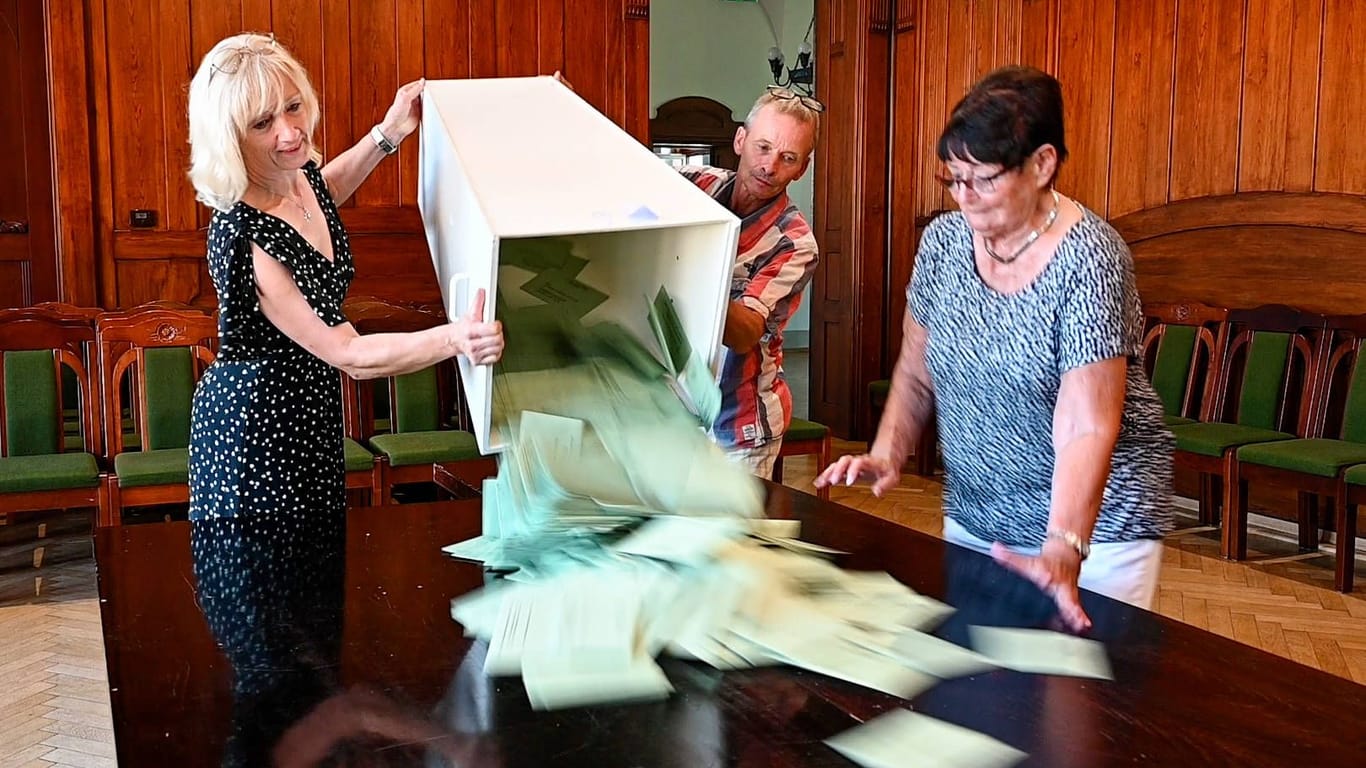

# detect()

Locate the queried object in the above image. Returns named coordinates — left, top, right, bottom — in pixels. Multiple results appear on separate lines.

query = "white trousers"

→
left=943, top=517, right=1164, bottom=610
left=725, top=440, right=782, bottom=480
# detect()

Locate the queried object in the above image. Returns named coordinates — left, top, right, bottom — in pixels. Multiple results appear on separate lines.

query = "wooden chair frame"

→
left=348, top=302, right=494, bottom=504
left=774, top=427, right=832, bottom=501
left=0, top=310, right=104, bottom=519
left=96, top=308, right=218, bottom=525
left=1231, top=315, right=1366, bottom=591
left=1174, top=306, right=1324, bottom=560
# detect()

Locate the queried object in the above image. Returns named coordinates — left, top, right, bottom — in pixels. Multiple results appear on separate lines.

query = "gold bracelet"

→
left=1045, top=528, right=1090, bottom=560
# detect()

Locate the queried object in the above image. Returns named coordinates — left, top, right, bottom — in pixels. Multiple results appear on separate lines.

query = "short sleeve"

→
left=738, top=235, right=817, bottom=329
left=907, top=218, right=945, bottom=329
left=1056, top=228, right=1138, bottom=373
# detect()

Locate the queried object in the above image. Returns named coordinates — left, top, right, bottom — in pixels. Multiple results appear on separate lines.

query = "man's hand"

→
left=723, top=300, right=765, bottom=351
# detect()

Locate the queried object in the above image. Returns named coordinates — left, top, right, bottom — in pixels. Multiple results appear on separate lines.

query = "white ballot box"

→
left=418, top=76, right=740, bottom=454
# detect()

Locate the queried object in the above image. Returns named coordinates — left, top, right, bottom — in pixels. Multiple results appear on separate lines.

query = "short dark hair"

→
left=936, top=66, right=1068, bottom=178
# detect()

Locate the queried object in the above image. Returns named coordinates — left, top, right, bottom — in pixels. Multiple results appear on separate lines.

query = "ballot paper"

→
left=969, top=625, right=1114, bottom=680
left=825, top=709, right=1027, bottom=768
left=856, top=629, right=999, bottom=680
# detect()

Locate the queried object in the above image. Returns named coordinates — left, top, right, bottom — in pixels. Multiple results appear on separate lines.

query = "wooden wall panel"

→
left=47, top=0, right=98, bottom=305
left=1238, top=0, right=1323, bottom=192
left=1316, top=0, right=1366, bottom=195
left=897, top=0, right=1359, bottom=222
left=1168, top=0, right=1244, bottom=201
left=44, top=0, right=649, bottom=309
left=105, top=1, right=168, bottom=239
left=349, top=1, right=400, bottom=210
left=1106, top=0, right=1175, bottom=218
left=1055, top=0, right=1115, bottom=212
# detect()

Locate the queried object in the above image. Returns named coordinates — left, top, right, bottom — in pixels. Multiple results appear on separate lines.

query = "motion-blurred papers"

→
left=969, top=625, right=1114, bottom=680
left=825, top=709, right=1027, bottom=768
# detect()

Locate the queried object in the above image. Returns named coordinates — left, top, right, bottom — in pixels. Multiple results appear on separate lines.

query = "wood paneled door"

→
left=0, top=0, right=58, bottom=307
left=47, top=0, right=651, bottom=310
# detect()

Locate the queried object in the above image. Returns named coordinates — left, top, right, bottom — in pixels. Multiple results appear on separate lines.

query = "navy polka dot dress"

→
left=188, top=161, right=352, bottom=764
left=188, top=160, right=354, bottom=524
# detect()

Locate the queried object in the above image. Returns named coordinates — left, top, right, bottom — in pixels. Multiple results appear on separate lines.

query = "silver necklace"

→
left=265, top=178, right=312, bottom=221
left=285, top=189, right=312, bottom=222
left=984, top=189, right=1059, bottom=265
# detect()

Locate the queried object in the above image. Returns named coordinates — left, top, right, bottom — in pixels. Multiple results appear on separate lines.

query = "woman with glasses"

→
left=817, top=66, right=1173, bottom=630
left=184, top=33, right=503, bottom=763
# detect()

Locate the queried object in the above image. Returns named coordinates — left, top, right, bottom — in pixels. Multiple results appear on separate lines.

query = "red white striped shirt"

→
left=681, top=166, right=818, bottom=449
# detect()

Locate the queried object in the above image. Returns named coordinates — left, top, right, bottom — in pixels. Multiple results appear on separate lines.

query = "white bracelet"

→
left=370, top=125, right=398, bottom=155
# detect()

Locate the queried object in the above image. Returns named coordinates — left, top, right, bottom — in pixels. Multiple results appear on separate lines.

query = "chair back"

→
left=95, top=308, right=218, bottom=460
left=0, top=309, right=99, bottom=457
left=1141, top=301, right=1228, bottom=420
left=1209, top=305, right=1324, bottom=435
left=1312, top=314, right=1366, bottom=443
left=346, top=301, right=469, bottom=436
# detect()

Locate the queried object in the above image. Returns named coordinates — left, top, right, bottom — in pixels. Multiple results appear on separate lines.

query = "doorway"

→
left=0, top=0, right=58, bottom=307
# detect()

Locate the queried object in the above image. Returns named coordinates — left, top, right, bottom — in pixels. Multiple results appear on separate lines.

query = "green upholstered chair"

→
left=775, top=417, right=832, bottom=500
left=1167, top=305, right=1324, bottom=556
left=1140, top=301, right=1228, bottom=427
left=339, top=371, right=382, bottom=505
left=1336, top=464, right=1366, bottom=592
left=348, top=302, right=494, bottom=505
left=96, top=308, right=218, bottom=526
left=1232, top=315, right=1366, bottom=591
left=0, top=309, right=103, bottom=521
left=868, top=378, right=937, bottom=476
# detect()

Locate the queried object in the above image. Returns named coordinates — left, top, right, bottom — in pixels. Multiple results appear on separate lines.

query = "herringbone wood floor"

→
left=3, top=444, right=1365, bottom=766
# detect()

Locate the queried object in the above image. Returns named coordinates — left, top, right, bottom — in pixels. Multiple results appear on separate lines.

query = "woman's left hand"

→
left=990, top=540, right=1091, bottom=632
left=380, top=78, right=426, bottom=144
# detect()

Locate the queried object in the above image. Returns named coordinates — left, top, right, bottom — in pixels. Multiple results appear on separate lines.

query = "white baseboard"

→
left=1173, top=495, right=1366, bottom=558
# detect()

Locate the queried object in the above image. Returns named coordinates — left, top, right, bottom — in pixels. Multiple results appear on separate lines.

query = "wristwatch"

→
left=370, top=125, right=399, bottom=155
left=1045, top=528, right=1090, bottom=561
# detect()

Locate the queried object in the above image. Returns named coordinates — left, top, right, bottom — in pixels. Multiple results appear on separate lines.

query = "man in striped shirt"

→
left=680, top=87, right=822, bottom=478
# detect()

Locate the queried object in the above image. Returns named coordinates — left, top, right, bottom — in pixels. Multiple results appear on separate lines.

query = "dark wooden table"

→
left=95, top=484, right=1366, bottom=766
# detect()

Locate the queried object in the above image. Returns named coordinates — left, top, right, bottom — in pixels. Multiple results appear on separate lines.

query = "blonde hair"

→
left=744, top=89, right=822, bottom=147
left=187, top=33, right=322, bottom=212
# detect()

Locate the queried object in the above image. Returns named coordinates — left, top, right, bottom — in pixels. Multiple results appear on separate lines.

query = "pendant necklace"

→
left=984, top=189, right=1059, bottom=265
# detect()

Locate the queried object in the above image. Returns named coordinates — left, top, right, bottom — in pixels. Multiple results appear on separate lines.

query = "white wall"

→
left=650, top=0, right=816, bottom=346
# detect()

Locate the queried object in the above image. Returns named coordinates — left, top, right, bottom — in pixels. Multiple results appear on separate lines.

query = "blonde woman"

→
left=184, top=33, right=502, bottom=762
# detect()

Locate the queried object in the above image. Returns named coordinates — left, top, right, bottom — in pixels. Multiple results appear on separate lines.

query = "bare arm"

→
left=992, top=355, right=1126, bottom=632
left=816, top=310, right=934, bottom=496
left=870, top=311, right=936, bottom=464
left=1048, top=356, right=1126, bottom=542
left=252, top=246, right=503, bottom=380
left=723, top=301, right=766, bottom=350
left=322, top=80, right=424, bottom=205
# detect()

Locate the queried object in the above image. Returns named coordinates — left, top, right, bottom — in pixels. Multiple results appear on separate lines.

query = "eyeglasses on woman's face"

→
left=933, top=166, right=1010, bottom=195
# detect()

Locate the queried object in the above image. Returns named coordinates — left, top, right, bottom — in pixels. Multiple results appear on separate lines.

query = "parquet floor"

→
left=3, top=441, right=1365, bottom=766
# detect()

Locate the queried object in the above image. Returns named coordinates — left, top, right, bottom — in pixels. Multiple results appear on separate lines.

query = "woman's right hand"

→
left=814, top=453, right=901, bottom=497
left=451, top=289, right=504, bottom=366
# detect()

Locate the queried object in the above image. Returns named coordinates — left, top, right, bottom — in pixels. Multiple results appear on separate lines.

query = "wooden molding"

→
left=1112, top=192, right=1366, bottom=242
left=625, top=0, right=649, bottom=21
left=1118, top=192, right=1366, bottom=317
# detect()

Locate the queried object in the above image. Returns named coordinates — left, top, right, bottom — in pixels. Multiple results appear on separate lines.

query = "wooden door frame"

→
left=4, top=0, right=59, bottom=304
left=810, top=0, right=896, bottom=440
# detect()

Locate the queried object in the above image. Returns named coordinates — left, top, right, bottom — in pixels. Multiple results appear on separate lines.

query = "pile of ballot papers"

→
left=446, top=514, right=1114, bottom=767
